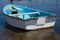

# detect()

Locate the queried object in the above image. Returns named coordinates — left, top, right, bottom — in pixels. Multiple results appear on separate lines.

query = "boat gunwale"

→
left=3, top=13, right=57, bottom=21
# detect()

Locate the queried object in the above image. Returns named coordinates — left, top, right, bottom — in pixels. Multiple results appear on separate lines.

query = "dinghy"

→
left=3, top=4, right=57, bottom=30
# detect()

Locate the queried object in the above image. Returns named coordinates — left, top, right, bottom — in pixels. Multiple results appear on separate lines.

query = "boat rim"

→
left=3, top=13, right=57, bottom=21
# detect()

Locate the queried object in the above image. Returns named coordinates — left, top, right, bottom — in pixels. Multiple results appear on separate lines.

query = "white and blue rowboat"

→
left=3, top=4, right=57, bottom=30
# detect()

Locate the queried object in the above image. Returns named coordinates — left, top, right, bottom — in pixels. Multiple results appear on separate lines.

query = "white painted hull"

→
left=4, top=15, right=57, bottom=30
left=3, top=4, right=57, bottom=30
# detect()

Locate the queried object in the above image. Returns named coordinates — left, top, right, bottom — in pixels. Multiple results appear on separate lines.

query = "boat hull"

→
left=3, top=4, right=57, bottom=30
left=4, top=14, right=57, bottom=30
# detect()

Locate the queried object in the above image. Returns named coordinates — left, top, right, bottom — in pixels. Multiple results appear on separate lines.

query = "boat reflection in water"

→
left=3, top=4, right=57, bottom=30
left=5, top=24, right=55, bottom=40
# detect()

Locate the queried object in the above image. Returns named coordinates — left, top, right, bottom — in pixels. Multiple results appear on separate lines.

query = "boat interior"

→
left=3, top=4, right=55, bottom=20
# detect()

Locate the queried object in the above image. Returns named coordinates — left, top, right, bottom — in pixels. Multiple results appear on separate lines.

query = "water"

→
left=0, top=0, right=60, bottom=40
